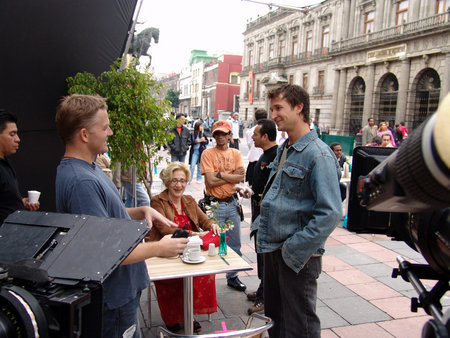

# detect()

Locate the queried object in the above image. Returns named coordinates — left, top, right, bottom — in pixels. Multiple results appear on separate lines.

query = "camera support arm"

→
left=393, top=256, right=449, bottom=337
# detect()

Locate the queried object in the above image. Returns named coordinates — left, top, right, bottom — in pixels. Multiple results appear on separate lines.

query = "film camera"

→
left=347, top=94, right=450, bottom=337
left=0, top=211, right=147, bottom=337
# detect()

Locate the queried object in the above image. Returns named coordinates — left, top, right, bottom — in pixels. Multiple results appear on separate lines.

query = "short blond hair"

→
left=55, top=94, right=107, bottom=145
left=160, top=162, right=191, bottom=187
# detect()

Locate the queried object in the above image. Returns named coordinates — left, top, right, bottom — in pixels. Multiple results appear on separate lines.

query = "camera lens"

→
left=0, top=311, right=15, bottom=337
left=394, top=113, right=450, bottom=209
left=0, top=285, right=48, bottom=338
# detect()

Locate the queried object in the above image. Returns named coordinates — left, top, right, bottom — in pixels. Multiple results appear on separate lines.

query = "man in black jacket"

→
left=0, top=110, right=39, bottom=223
left=168, top=113, right=192, bottom=163
left=247, top=119, right=278, bottom=315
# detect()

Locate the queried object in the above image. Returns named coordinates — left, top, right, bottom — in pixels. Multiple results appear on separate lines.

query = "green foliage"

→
left=204, top=202, right=234, bottom=233
left=66, top=58, right=175, bottom=185
left=165, top=88, right=181, bottom=108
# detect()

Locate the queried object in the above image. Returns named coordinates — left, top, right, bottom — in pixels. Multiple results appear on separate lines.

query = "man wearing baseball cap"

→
left=200, top=120, right=247, bottom=291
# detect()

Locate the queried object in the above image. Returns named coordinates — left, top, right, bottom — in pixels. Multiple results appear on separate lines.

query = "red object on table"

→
left=201, top=230, right=229, bottom=251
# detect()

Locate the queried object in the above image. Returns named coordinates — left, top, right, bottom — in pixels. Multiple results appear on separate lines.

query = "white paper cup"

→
left=208, top=243, right=216, bottom=256
left=185, top=248, right=201, bottom=261
left=28, top=190, right=41, bottom=204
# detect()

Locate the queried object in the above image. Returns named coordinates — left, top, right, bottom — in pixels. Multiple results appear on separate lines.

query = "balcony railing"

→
left=245, top=8, right=292, bottom=32
left=332, top=12, right=449, bottom=52
left=241, top=12, right=449, bottom=78
left=241, top=49, right=332, bottom=75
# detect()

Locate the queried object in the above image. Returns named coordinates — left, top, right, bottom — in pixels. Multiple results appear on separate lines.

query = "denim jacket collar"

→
left=287, top=130, right=318, bottom=153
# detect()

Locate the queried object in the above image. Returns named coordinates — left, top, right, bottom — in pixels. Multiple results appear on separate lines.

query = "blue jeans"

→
left=122, top=181, right=150, bottom=207
left=171, top=154, right=186, bottom=163
left=264, top=251, right=321, bottom=338
left=214, top=199, right=241, bottom=279
left=103, top=291, right=142, bottom=338
left=189, top=148, right=202, bottom=181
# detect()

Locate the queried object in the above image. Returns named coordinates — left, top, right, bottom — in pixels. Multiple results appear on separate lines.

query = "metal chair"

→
left=157, top=313, right=273, bottom=337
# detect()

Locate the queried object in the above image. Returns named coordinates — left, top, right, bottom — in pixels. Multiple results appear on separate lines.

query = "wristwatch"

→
left=216, top=172, right=222, bottom=179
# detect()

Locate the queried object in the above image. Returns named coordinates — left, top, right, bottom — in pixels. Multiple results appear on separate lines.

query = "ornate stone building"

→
left=239, top=0, right=450, bottom=135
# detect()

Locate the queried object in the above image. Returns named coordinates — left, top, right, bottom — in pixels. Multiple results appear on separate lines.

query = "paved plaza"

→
left=138, top=141, right=449, bottom=337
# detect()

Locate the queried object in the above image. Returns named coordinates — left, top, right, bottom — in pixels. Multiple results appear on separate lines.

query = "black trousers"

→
left=264, top=251, right=322, bottom=338
left=253, top=235, right=264, bottom=301
left=251, top=199, right=264, bottom=301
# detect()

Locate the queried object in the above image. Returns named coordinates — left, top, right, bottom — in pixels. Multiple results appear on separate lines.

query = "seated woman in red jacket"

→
left=148, top=162, right=220, bottom=333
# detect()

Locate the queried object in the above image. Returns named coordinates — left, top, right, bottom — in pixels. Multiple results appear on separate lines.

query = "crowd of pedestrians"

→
left=361, top=116, right=409, bottom=148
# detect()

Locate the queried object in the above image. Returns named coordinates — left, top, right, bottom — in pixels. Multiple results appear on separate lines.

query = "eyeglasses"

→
left=170, top=179, right=187, bottom=185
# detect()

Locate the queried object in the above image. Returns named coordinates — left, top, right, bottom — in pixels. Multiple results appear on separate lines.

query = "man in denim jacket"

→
left=252, top=85, right=342, bottom=337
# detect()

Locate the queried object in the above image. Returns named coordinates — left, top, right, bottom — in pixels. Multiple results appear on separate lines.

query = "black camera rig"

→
left=347, top=94, right=450, bottom=337
left=0, top=211, right=147, bottom=337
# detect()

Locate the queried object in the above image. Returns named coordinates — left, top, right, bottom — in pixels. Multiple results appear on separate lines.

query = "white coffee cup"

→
left=28, top=190, right=41, bottom=204
left=185, top=248, right=201, bottom=262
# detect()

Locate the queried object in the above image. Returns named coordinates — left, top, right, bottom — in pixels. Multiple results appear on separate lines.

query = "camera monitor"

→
left=347, top=146, right=398, bottom=234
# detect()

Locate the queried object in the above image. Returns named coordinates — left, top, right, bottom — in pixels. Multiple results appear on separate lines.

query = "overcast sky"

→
left=136, top=0, right=321, bottom=75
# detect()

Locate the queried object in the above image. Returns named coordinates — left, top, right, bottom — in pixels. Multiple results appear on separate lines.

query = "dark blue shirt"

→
left=55, top=158, right=150, bottom=309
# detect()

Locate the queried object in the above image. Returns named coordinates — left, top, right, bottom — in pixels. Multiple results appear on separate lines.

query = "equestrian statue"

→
left=128, top=27, right=159, bottom=66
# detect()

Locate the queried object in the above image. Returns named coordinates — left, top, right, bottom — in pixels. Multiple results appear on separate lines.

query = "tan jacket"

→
left=148, top=190, right=214, bottom=241
left=112, top=164, right=132, bottom=188
left=112, top=162, right=149, bottom=189
left=95, top=154, right=112, bottom=179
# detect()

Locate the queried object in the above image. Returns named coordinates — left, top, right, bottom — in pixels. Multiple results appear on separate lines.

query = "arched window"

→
left=349, top=77, right=365, bottom=136
left=414, top=69, right=440, bottom=129
left=379, top=74, right=398, bottom=126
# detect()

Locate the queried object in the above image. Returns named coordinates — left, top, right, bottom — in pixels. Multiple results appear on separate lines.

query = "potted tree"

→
left=66, top=58, right=175, bottom=196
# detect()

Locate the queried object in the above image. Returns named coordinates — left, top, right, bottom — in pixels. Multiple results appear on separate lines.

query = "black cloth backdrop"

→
left=0, top=0, right=137, bottom=211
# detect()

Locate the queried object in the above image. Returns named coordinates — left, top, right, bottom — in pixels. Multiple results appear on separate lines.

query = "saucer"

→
left=181, top=256, right=206, bottom=264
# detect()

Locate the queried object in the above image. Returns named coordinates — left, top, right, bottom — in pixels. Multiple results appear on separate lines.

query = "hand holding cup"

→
left=24, top=190, right=41, bottom=211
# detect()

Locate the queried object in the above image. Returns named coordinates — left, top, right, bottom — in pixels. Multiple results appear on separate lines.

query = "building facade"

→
left=179, top=65, right=192, bottom=116
left=239, top=0, right=450, bottom=135
left=154, top=72, right=180, bottom=114
left=189, top=50, right=218, bottom=118
left=203, top=54, right=242, bottom=119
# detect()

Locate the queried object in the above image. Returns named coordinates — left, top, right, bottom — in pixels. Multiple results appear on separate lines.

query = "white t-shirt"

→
left=229, top=118, right=240, bottom=139
left=246, top=126, right=263, bottom=162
